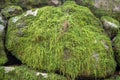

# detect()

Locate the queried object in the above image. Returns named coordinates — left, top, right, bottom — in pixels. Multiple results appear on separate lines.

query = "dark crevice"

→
left=2, top=17, right=22, bottom=66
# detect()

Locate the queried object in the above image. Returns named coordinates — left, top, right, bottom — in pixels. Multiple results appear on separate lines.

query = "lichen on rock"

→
left=6, top=1, right=116, bottom=79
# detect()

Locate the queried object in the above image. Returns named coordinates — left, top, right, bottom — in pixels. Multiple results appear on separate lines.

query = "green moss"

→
left=101, top=16, right=120, bottom=38
left=104, top=75, right=120, bottom=80
left=0, top=66, right=67, bottom=80
left=1, top=5, right=23, bottom=18
left=113, top=31, right=120, bottom=66
left=77, top=0, right=120, bottom=22
left=6, top=1, right=116, bottom=79
left=0, top=26, right=7, bottom=65
left=101, top=16, right=120, bottom=26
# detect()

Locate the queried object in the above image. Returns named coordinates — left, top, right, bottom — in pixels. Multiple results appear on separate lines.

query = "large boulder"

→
left=0, top=13, right=7, bottom=65
left=76, top=0, right=120, bottom=21
left=101, top=16, right=120, bottom=39
left=6, top=1, right=116, bottom=79
left=0, top=66, right=67, bottom=80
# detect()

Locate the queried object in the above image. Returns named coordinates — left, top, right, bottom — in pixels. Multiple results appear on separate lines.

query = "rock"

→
left=0, top=0, right=61, bottom=10
left=113, top=31, right=120, bottom=67
left=76, top=0, right=120, bottom=21
left=6, top=1, right=116, bottom=79
left=101, top=16, right=120, bottom=39
left=0, top=66, right=67, bottom=80
left=0, top=13, right=7, bottom=65
left=1, top=5, right=23, bottom=19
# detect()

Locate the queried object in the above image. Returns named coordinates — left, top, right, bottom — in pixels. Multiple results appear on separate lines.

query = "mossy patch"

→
left=0, top=66, right=67, bottom=80
left=77, top=0, right=120, bottom=22
left=0, top=15, right=7, bottom=65
left=1, top=5, right=23, bottom=19
left=113, top=31, right=120, bottom=67
left=105, top=75, right=120, bottom=80
left=6, top=1, right=116, bottom=79
left=1, top=0, right=61, bottom=10
left=101, top=16, right=120, bottom=38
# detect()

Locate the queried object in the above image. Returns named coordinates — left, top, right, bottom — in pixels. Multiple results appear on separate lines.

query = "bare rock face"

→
left=0, top=13, right=7, bottom=65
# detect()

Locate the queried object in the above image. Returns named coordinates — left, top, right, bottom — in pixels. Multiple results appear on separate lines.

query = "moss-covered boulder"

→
left=76, top=0, right=120, bottom=21
left=1, top=5, right=23, bottom=19
left=0, top=66, right=67, bottom=80
left=101, top=16, right=120, bottom=39
left=6, top=1, right=116, bottom=79
left=113, top=31, right=120, bottom=67
left=0, top=14, right=7, bottom=65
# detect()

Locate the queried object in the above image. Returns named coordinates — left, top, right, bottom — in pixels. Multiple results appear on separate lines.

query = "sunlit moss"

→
left=6, top=1, right=116, bottom=79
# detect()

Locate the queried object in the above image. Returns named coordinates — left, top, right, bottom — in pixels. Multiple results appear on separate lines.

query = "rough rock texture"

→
left=0, top=0, right=61, bottom=9
left=1, top=5, right=23, bottom=19
left=113, top=31, right=120, bottom=67
left=6, top=1, right=116, bottom=79
left=101, top=16, right=120, bottom=39
left=0, top=13, right=7, bottom=65
left=76, top=0, right=120, bottom=21
left=0, top=66, right=67, bottom=80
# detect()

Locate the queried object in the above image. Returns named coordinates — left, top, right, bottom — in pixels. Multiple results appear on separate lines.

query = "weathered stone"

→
left=0, top=66, right=67, bottom=80
left=1, top=5, right=23, bottom=19
left=76, top=0, right=120, bottom=21
left=0, top=13, right=7, bottom=65
left=0, top=0, right=61, bottom=10
left=101, top=16, right=120, bottom=39
left=6, top=1, right=116, bottom=79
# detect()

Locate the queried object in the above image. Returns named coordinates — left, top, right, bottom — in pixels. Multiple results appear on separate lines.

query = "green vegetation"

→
left=101, top=16, right=120, bottom=38
left=113, top=31, right=120, bottom=66
left=0, top=66, right=67, bottom=80
left=6, top=1, right=116, bottom=79
left=1, top=5, right=23, bottom=18
left=0, top=35, right=7, bottom=65
left=0, top=21, right=7, bottom=65
left=101, top=16, right=120, bottom=26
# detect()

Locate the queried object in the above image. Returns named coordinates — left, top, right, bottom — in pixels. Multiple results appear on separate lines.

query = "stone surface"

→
left=6, top=1, right=116, bottom=79
left=0, top=13, right=7, bottom=65
left=1, top=5, right=23, bottom=19
left=0, top=66, right=67, bottom=80
left=76, top=0, right=120, bottom=21
left=0, top=0, right=61, bottom=9
left=101, top=16, right=120, bottom=39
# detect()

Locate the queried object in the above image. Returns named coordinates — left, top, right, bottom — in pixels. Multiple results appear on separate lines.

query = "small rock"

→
left=101, top=16, right=120, bottom=39
left=1, top=5, right=23, bottom=19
